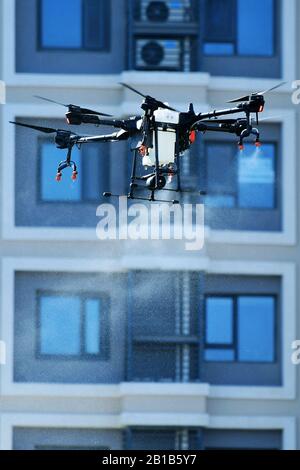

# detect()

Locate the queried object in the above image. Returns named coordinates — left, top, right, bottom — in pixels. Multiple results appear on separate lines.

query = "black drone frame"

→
left=10, top=82, right=285, bottom=204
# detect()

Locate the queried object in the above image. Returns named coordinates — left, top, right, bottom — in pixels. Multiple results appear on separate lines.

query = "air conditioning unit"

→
left=139, top=0, right=192, bottom=23
left=135, top=38, right=182, bottom=70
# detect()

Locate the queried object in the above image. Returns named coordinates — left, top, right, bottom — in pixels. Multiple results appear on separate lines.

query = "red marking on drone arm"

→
left=189, top=130, right=196, bottom=144
left=138, top=145, right=148, bottom=156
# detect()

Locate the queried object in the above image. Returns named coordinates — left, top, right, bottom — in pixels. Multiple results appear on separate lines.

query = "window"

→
left=205, top=143, right=276, bottom=210
left=238, top=144, right=276, bottom=209
left=204, top=0, right=274, bottom=57
left=203, top=0, right=236, bottom=56
left=201, top=274, right=281, bottom=386
left=204, top=296, right=275, bottom=363
left=129, top=0, right=280, bottom=77
left=16, top=0, right=125, bottom=74
left=40, top=0, right=109, bottom=51
left=191, top=123, right=282, bottom=231
left=38, top=293, right=109, bottom=358
left=40, top=141, right=108, bottom=203
left=15, top=118, right=123, bottom=228
left=13, top=428, right=122, bottom=450
left=14, top=272, right=123, bottom=384
left=41, top=143, right=81, bottom=202
left=203, top=429, right=282, bottom=450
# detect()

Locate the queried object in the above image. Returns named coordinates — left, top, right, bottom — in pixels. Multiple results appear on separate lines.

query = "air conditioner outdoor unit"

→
left=135, top=38, right=182, bottom=70
left=140, top=0, right=192, bottom=23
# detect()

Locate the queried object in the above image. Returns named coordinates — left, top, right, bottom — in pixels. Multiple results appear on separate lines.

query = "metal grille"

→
left=136, top=38, right=182, bottom=70
left=139, top=0, right=193, bottom=23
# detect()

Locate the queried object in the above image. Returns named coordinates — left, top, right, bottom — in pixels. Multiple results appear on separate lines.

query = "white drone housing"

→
left=142, top=107, right=179, bottom=167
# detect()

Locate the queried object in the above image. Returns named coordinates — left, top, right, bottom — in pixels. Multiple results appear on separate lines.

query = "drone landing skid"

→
left=103, top=192, right=180, bottom=205
left=159, top=188, right=207, bottom=196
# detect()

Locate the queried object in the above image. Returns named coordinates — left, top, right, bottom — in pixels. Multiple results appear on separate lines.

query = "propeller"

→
left=227, top=82, right=287, bottom=103
left=9, top=121, right=59, bottom=134
left=34, top=95, right=112, bottom=116
left=119, top=82, right=178, bottom=112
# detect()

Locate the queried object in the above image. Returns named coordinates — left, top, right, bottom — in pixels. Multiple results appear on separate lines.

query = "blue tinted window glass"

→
left=41, top=0, right=82, bottom=49
left=205, top=349, right=235, bottom=362
left=84, top=299, right=100, bottom=354
left=204, top=43, right=234, bottom=56
left=206, top=297, right=233, bottom=344
left=238, top=0, right=274, bottom=56
left=204, top=0, right=235, bottom=42
left=205, top=195, right=235, bottom=208
left=41, top=142, right=81, bottom=202
left=238, top=143, right=275, bottom=208
left=238, top=296, right=275, bottom=362
left=40, top=296, right=81, bottom=355
left=206, top=142, right=236, bottom=207
left=82, top=145, right=103, bottom=201
left=84, top=0, right=106, bottom=50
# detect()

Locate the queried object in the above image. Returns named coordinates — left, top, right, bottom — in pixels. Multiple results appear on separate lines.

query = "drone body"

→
left=10, top=82, right=285, bottom=204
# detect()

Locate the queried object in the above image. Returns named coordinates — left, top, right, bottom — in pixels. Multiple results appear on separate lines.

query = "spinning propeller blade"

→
left=119, top=82, right=178, bottom=112
left=227, top=82, right=287, bottom=103
left=34, top=95, right=112, bottom=116
left=119, top=83, right=147, bottom=99
left=9, top=121, right=58, bottom=134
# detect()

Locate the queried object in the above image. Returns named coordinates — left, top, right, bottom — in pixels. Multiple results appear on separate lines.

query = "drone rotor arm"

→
left=75, top=129, right=130, bottom=144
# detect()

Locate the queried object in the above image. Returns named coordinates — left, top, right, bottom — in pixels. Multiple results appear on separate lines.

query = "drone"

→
left=10, top=82, right=285, bottom=204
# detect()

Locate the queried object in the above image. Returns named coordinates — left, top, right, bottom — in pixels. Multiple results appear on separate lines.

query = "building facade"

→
left=0, top=0, right=298, bottom=450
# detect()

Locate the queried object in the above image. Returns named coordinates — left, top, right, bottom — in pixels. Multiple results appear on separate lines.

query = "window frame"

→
left=37, top=137, right=109, bottom=205
left=37, top=0, right=111, bottom=52
left=203, top=140, right=278, bottom=211
left=13, top=114, right=124, bottom=230
left=199, top=274, right=282, bottom=386
left=198, top=0, right=281, bottom=77
left=202, top=0, right=276, bottom=59
left=36, top=290, right=110, bottom=361
left=194, top=123, right=282, bottom=232
left=204, top=293, right=277, bottom=364
left=13, top=0, right=126, bottom=75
